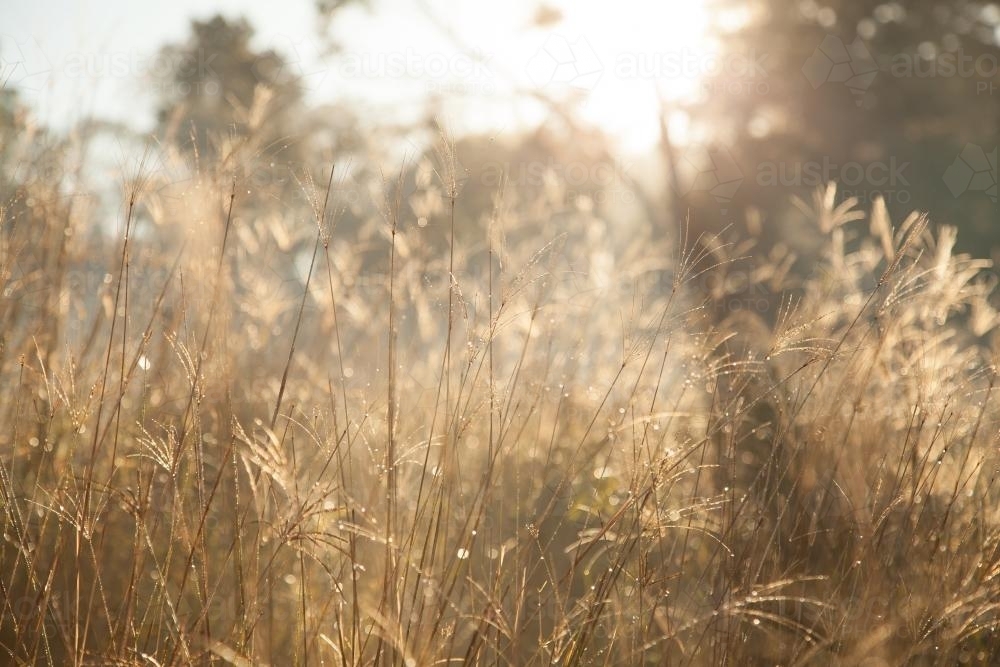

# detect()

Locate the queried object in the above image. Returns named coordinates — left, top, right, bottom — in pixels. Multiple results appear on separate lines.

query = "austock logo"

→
left=251, top=34, right=327, bottom=92
left=526, top=34, right=603, bottom=92
left=802, top=34, right=879, bottom=106
left=943, top=144, right=997, bottom=203
left=675, top=144, right=744, bottom=216
left=804, top=33, right=1000, bottom=105
left=756, top=156, right=911, bottom=204
left=480, top=156, right=634, bottom=205
left=0, top=34, right=52, bottom=91
left=338, top=48, right=492, bottom=88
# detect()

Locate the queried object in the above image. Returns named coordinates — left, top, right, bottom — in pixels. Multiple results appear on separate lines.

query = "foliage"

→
left=3, top=86, right=1000, bottom=663
left=689, top=0, right=999, bottom=257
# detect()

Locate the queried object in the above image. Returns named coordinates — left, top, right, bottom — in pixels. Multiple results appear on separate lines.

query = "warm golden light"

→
left=534, top=0, right=714, bottom=150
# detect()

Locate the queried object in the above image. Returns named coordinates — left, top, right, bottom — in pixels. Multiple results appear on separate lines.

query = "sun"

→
left=540, top=0, right=715, bottom=151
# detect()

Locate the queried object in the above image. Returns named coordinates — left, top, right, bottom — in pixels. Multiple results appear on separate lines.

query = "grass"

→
left=3, top=102, right=1000, bottom=665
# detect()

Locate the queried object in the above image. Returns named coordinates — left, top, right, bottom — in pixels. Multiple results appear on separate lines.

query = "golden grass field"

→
left=3, top=110, right=1000, bottom=664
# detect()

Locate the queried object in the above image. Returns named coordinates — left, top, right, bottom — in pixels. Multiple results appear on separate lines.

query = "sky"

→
left=1, top=0, right=720, bottom=152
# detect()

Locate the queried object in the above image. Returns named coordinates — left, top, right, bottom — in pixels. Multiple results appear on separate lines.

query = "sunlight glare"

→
left=547, top=0, right=714, bottom=151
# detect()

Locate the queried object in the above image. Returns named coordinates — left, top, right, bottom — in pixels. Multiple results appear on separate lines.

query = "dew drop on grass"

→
left=456, top=548, right=470, bottom=560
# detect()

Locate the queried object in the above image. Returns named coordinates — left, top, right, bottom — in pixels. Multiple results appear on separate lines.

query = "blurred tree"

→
left=0, top=87, right=21, bottom=200
left=0, top=83, right=77, bottom=367
left=0, top=86, right=57, bottom=205
left=0, top=87, right=17, bottom=129
left=155, top=15, right=307, bottom=163
left=153, top=14, right=373, bottom=192
left=152, top=15, right=374, bottom=354
left=314, top=0, right=370, bottom=39
left=688, top=0, right=999, bottom=258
